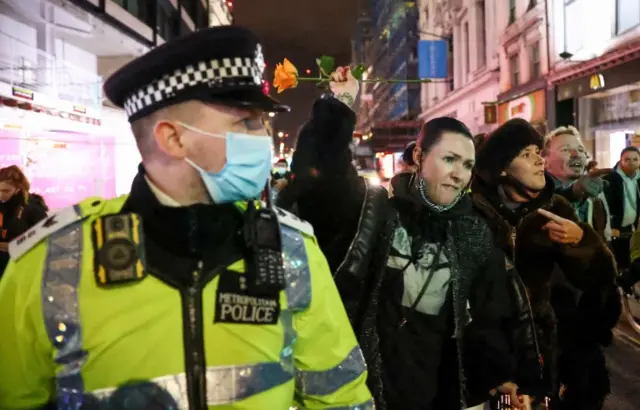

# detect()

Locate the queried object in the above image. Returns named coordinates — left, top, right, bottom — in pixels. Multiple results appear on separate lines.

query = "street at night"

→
left=604, top=320, right=640, bottom=410
left=1, top=1, right=640, bottom=409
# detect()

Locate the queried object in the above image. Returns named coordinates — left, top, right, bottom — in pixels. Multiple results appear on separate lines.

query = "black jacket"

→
left=472, top=173, right=620, bottom=407
left=378, top=177, right=515, bottom=410
left=604, top=164, right=640, bottom=230
left=276, top=96, right=393, bottom=408
left=0, top=193, right=48, bottom=276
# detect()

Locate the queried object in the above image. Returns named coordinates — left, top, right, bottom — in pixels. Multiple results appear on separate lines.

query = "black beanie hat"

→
left=475, top=118, right=544, bottom=184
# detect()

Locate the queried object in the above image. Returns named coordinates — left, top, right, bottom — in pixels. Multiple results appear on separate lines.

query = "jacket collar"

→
left=144, top=176, right=182, bottom=207
left=121, top=164, right=242, bottom=258
left=471, top=173, right=555, bottom=226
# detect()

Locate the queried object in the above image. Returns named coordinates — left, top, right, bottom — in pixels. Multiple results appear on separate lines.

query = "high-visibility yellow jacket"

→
left=0, top=196, right=373, bottom=410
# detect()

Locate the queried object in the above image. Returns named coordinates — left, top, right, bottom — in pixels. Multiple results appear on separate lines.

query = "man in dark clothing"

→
left=271, top=158, right=290, bottom=185
left=604, top=146, right=640, bottom=270
left=276, top=66, right=393, bottom=408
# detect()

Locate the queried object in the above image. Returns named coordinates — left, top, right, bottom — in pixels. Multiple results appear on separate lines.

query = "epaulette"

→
left=9, top=197, right=108, bottom=260
left=274, top=206, right=314, bottom=237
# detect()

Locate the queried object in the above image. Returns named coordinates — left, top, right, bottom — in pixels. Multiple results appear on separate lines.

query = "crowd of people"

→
left=0, top=24, right=636, bottom=410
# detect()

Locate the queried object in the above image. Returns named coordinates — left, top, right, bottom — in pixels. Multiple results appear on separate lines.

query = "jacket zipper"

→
left=183, top=260, right=207, bottom=409
left=510, top=221, right=544, bottom=381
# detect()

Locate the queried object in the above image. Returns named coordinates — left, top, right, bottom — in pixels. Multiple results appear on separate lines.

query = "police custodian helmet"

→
left=103, top=25, right=290, bottom=123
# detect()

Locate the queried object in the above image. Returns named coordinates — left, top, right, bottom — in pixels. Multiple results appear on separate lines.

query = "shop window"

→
left=464, top=22, right=470, bottom=75
left=113, top=0, right=153, bottom=27
left=509, top=53, right=520, bottom=87
left=180, top=20, right=192, bottom=36
left=197, top=1, right=209, bottom=29
left=508, top=0, right=516, bottom=24
left=157, top=4, right=178, bottom=41
left=447, top=40, right=454, bottom=92
left=564, top=0, right=584, bottom=53
left=617, top=0, right=640, bottom=34
left=529, top=43, right=541, bottom=79
left=180, top=0, right=198, bottom=25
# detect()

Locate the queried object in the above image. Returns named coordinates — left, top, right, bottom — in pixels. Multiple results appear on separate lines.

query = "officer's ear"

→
left=153, top=119, right=185, bottom=158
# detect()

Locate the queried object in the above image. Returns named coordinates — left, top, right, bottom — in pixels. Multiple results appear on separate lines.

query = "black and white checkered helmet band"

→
left=123, top=57, right=263, bottom=117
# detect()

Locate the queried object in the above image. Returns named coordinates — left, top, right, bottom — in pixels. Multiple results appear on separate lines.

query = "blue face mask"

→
left=274, top=167, right=287, bottom=175
left=179, top=122, right=273, bottom=203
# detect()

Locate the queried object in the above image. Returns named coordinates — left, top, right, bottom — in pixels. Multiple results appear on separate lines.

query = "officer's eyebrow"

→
left=205, top=103, right=260, bottom=118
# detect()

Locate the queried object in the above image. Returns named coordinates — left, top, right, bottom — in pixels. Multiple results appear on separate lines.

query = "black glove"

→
left=571, top=175, right=605, bottom=199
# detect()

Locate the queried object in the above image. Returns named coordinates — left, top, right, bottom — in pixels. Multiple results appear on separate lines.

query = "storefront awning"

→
left=549, top=40, right=640, bottom=85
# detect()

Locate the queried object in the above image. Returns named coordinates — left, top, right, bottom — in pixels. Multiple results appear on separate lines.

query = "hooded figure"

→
left=276, top=69, right=394, bottom=408
left=472, top=119, right=619, bottom=410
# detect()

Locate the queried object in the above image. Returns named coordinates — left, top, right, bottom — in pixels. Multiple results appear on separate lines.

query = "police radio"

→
left=243, top=190, right=285, bottom=296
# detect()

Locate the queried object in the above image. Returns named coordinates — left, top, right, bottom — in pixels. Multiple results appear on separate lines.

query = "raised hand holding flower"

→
left=272, top=55, right=430, bottom=94
left=330, top=66, right=359, bottom=110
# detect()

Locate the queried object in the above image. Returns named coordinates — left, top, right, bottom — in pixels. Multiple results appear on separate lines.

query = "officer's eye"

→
left=242, top=117, right=264, bottom=131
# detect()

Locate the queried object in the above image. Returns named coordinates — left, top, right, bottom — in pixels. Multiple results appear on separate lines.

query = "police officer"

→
left=0, top=26, right=373, bottom=410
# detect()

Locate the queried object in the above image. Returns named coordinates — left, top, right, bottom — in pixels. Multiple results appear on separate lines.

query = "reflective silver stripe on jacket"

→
left=281, top=225, right=368, bottom=399
left=328, top=399, right=376, bottom=409
left=41, top=211, right=86, bottom=408
left=290, top=399, right=376, bottom=410
left=295, top=346, right=367, bottom=396
left=281, top=223, right=312, bottom=311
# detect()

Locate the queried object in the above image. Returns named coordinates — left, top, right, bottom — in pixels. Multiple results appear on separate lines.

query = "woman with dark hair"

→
left=389, top=141, right=417, bottom=198
left=377, top=117, right=523, bottom=410
left=0, top=165, right=48, bottom=276
left=472, top=119, right=619, bottom=410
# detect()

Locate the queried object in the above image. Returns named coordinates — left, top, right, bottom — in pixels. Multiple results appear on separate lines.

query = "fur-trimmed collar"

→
left=471, top=173, right=556, bottom=226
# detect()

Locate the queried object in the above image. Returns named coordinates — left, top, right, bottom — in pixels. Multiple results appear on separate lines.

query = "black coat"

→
left=378, top=178, right=515, bottom=410
left=275, top=96, right=392, bottom=407
left=0, top=193, right=48, bottom=275
left=604, top=164, right=640, bottom=230
left=472, top=174, right=620, bottom=407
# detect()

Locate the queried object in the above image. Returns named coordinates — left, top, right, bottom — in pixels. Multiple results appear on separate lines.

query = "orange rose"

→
left=273, top=58, right=298, bottom=94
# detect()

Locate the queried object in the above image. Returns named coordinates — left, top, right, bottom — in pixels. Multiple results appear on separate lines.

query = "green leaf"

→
left=317, top=56, right=335, bottom=77
left=351, top=64, right=365, bottom=80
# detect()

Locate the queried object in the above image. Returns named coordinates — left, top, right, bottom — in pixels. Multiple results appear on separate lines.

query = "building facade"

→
left=353, top=0, right=421, bottom=153
left=418, top=0, right=501, bottom=135
left=496, top=0, right=551, bottom=133
left=547, top=0, right=640, bottom=168
left=0, top=0, right=216, bottom=208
